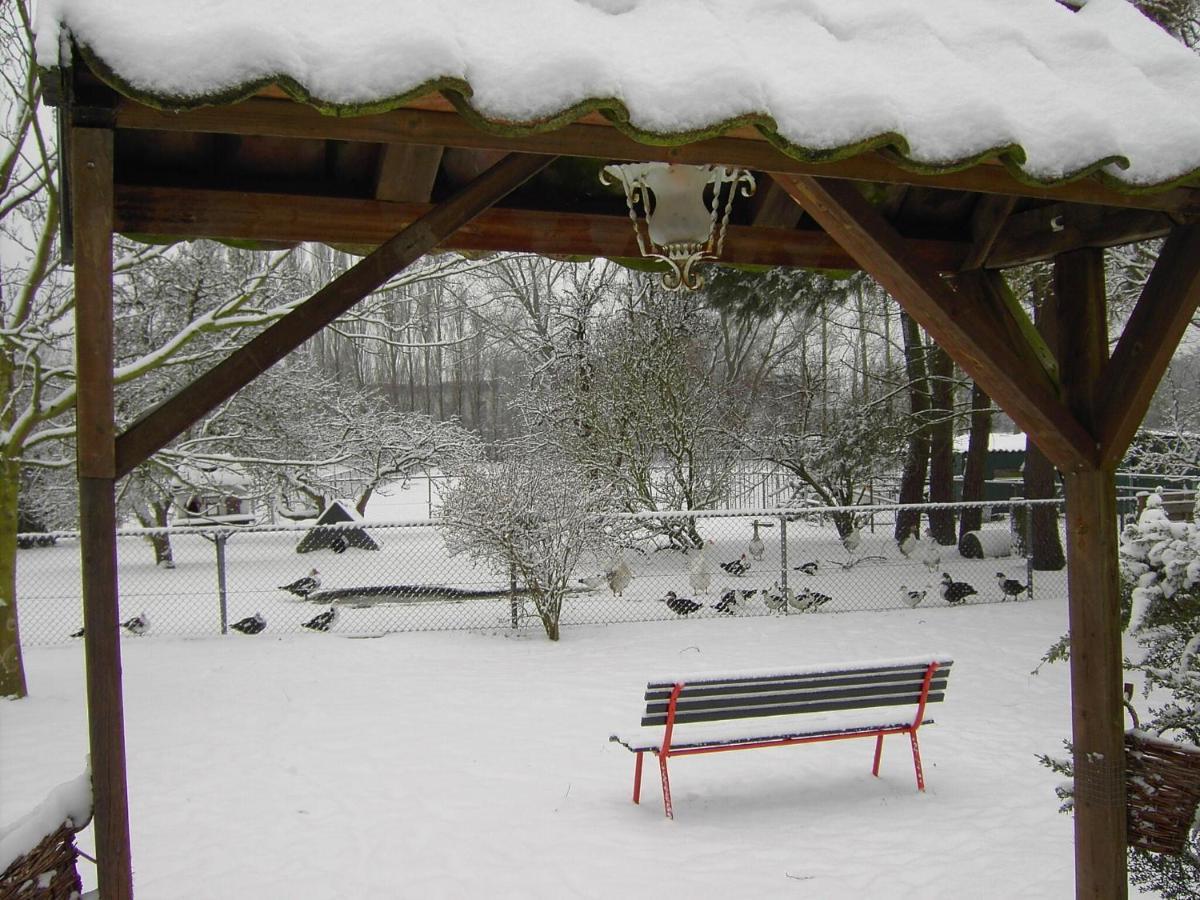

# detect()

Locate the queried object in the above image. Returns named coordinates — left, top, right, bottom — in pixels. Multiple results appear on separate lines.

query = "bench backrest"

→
left=641, top=659, right=953, bottom=727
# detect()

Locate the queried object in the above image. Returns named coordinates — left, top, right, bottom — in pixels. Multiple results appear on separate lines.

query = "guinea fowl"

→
left=121, top=613, right=149, bottom=636
left=899, top=585, right=926, bottom=608
left=996, top=572, right=1028, bottom=601
left=720, top=554, right=750, bottom=576
left=939, top=573, right=977, bottom=605
left=661, top=591, right=703, bottom=616
left=231, top=613, right=267, bottom=635
left=301, top=606, right=337, bottom=632
left=280, top=568, right=321, bottom=598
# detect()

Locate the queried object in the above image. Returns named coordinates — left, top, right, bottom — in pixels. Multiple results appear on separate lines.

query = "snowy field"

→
left=4, top=580, right=1153, bottom=899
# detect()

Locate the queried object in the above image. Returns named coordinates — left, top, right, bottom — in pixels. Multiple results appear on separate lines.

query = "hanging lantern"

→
left=600, top=162, right=755, bottom=291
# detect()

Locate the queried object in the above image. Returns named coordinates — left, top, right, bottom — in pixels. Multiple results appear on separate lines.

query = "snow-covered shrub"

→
left=1040, top=490, right=1200, bottom=896
left=437, top=442, right=628, bottom=641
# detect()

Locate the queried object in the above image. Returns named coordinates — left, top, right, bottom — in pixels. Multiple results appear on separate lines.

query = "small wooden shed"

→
left=32, top=1, right=1200, bottom=896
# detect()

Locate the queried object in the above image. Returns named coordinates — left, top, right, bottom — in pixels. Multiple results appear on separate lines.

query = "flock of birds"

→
left=71, top=567, right=338, bottom=639
left=68, top=529, right=1034, bottom=637
left=575, top=531, right=1030, bottom=620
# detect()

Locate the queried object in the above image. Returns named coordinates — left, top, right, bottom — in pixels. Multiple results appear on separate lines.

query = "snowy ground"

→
left=4, top=585, right=1146, bottom=899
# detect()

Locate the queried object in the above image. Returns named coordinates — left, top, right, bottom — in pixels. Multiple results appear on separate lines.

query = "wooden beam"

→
left=373, top=143, right=443, bottom=202
left=71, top=126, right=134, bottom=900
left=114, top=97, right=1200, bottom=215
left=114, top=153, right=554, bottom=477
left=1095, top=224, right=1200, bottom=467
left=749, top=180, right=805, bottom=229
left=769, top=172, right=1098, bottom=472
left=961, top=194, right=1017, bottom=269
left=1055, top=247, right=1128, bottom=900
left=987, top=203, right=1175, bottom=269
left=111, top=184, right=971, bottom=273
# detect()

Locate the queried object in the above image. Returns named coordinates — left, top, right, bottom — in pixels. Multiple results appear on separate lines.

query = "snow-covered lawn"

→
left=3, top=590, right=1121, bottom=898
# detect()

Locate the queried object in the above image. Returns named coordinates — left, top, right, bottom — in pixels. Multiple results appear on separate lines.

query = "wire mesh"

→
left=15, top=499, right=1077, bottom=647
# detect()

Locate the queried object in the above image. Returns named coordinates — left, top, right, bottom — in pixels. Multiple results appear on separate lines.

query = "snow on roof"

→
left=34, top=0, right=1200, bottom=189
left=952, top=431, right=1028, bottom=453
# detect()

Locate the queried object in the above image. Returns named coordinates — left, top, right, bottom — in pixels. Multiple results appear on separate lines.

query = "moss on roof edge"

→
left=59, top=40, right=1200, bottom=196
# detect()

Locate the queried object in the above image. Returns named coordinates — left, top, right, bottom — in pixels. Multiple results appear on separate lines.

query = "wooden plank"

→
left=1055, top=248, right=1128, bottom=900
left=1095, top=224, right=1200, bottom=467
left=962, top=194, right=1017, bottom=269
left=769, top=172, right=1098, bottom=472
left=114, top=153, right=555, bottom=478
left=987, top=203, right=1174, bottom=269
left=112, top=184, right=971, bottom=272
left=374, top=143, right=443, bottom=202
left=749, top=180, right=805, bottom=229
left=70, top=126, right=134, bottom=900
left=113, top=97, right=1200, bottom=215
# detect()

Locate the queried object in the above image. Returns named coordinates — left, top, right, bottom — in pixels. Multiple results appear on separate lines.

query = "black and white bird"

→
left=720, top=554, right=751, bottom=576
left=577, top=572, right=607, bottom=591
left=714, top=588, right=754, bottom=615
left=795, top=588, right=832, bottom=611
left=899, top=585, right=926, bottom=608
left=793, top=560, right=819, bottom=576
left=939, top=573, right=977, bottom=606
left=280, top=568, right=321, bottom=598
left=70, top=627, right=85, bottom=638
left=661, top=591, right=703, bottom=616
left=121, top=613, right=149, bottom=636
left=301, top=606, right=337, bottom=632
left=231, top=613, right=267, bottom=635
left=996, top=572, right=1028, bottom=601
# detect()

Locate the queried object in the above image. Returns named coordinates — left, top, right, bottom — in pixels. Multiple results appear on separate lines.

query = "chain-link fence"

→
left=14, top=498, right=1093, bottom=647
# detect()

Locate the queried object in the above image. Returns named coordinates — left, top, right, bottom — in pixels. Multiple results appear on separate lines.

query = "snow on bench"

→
left=610, top=655, right=953, bottom=818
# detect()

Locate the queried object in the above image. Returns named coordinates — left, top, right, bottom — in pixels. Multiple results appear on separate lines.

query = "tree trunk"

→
left=958, top=381, right=992, bottom=541
left=0, top=455, right=28, bottom=698
left=137, top=500, right=175, bottom=567
left=927, top=346, right=957, bottom=544
left=895, top=311, right=931, bottom=543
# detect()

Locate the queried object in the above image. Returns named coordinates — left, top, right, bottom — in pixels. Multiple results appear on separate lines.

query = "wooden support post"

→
left=1056, top=248, right=1127, bottom=900
left=72, top=126, right=134, bottom=899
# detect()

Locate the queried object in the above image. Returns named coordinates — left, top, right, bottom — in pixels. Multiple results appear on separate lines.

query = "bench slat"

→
left=644, top=670, right=949, bottom=704
left=641, top=691, right=946, bottom=727
left=641, top=679, right=950, bottom=724
left=644, top=660, right=953, bottom=694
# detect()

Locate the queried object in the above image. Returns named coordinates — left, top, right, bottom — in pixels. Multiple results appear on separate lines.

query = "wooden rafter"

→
left=114, top=152, right=555, bottom=478
left=111, top=184, right=971, bottom=272
left=769, top=172, right=1098, bottom=472
left=1095, top=223, right=1200, bottom=467
left=113, top=98, right=1200, bottom=215
left=987, top=203, right=1176, bottom=270
left=374, top=143, right=444, bottom=202
left=749, top=180, right=805, bottom=229
left=961, top=194, right=1017, bottom=270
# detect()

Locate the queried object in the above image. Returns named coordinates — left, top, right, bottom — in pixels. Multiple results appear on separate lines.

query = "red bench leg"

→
left=872, top=732, right=884, bottom=777
left=910, top=731, right=926, bottom=791
left=633, top=751, right=644, bottom=804
left=658, top=754, right=674, bottom=819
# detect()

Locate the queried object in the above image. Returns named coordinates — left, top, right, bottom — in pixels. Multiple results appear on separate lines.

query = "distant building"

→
left=172, top=463, right=257, bottom=525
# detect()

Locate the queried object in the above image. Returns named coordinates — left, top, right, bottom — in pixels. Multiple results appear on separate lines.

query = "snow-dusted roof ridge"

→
left=34, top=0, right=1200, bottom=190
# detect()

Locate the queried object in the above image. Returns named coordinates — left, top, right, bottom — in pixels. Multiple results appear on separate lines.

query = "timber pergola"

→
left=38, top=2, right=1200, bottom=897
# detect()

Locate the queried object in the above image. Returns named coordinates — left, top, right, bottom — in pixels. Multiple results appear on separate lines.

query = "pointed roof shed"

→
left=35, top=1, right=1200, bottom=897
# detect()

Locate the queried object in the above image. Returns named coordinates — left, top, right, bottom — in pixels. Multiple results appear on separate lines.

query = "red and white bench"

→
left=609, top=656, right=953, bottom=818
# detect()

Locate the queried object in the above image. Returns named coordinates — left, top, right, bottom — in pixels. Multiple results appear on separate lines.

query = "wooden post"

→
left=72, top=126, right=134, bottom=898
left=1056, top=248, right=1127, bottom=899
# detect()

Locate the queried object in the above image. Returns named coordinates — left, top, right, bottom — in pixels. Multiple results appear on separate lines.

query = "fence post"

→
left=509, top=565, right=519, bottom=629
left=1025, top=502, right=1035, bottom=602
left=214, top=532, right=229, bottom=634
left=779, top=514, right=788, bottom=595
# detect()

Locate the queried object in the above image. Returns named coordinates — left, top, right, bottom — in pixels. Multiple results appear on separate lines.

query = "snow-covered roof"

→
left=34, top=0, right=1200, bottom=190
left=952, top=431, right=1028, bottom=453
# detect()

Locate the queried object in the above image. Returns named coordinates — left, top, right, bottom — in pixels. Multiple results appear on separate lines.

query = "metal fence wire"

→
left=15, top=499, right=1082, bottom=647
